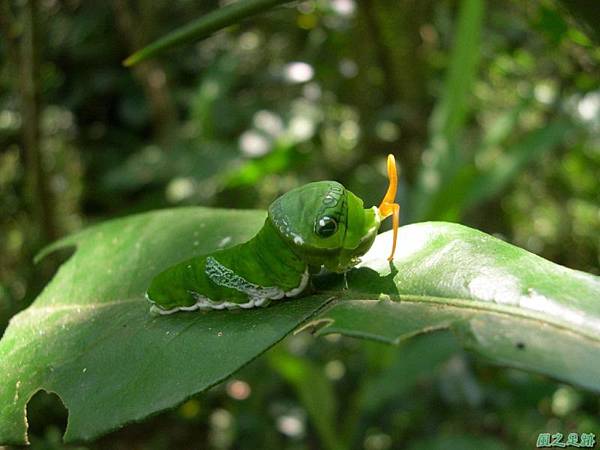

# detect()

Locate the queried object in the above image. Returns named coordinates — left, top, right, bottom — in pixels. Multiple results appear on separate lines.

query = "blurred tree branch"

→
left=0, top=1, right=18, bottom=68
left=112, top=0, right=178, bottom=146
left=0, top=0, right=58, bottom=243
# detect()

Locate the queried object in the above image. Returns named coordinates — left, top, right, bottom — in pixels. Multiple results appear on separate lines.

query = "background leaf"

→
left=357, top=332, right=461, bottom=415
left=123, top=0, right=292, bottom=66
left=425, top=118, right=573, bottom=222
left=268, top=351, right=341, bottom=450
left=411, top=0, right=486, bottom=222
left=428, top=0, right=485, bottom=144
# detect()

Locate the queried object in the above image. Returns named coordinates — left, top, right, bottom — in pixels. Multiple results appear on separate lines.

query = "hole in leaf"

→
left=26, top=390, right=68, bottom=444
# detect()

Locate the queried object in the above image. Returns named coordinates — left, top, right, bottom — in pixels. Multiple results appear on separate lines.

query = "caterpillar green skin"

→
left=146, top=181, right=381, bottom=314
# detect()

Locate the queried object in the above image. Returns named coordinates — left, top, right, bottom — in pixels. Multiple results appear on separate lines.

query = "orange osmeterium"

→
left=378, top=154, right=400, bottom=261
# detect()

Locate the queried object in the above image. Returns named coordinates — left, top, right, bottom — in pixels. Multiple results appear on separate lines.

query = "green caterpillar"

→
left=146, top=155, right=400, bottom=314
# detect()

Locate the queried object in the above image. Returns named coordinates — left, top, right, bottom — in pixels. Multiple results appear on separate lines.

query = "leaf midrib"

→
left=323, top=290, right=600, bottom=343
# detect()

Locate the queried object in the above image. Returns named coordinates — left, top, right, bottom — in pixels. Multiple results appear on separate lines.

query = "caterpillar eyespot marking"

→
left=146, top=154, right=399, bottom=314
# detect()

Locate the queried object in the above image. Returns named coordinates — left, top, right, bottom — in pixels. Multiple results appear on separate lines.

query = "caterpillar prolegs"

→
left=146, top=155, right=400, bottom=314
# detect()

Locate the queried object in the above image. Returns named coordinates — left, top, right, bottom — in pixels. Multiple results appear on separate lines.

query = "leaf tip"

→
left=34, top=238, right=77, bottom=265
left=122, top=53, right=139, bottom=67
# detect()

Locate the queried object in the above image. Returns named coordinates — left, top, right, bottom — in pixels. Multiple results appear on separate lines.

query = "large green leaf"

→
left=311, top=222, right=600, bottom=392
left=2, top=209, right=600, bottom=445
left=0, top=208, right=330, bottom=445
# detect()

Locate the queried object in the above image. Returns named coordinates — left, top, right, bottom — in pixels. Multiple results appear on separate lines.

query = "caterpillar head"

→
left=268, top=155, right=399, bottom=273
left=267, top=181, right=377, bottom=273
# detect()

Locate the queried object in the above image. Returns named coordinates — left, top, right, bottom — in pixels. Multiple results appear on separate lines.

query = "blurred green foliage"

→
left=0, top=0, right=598, bottom=448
